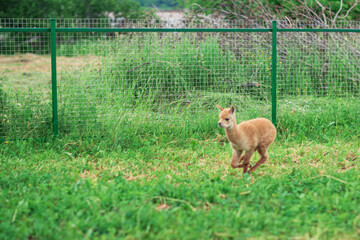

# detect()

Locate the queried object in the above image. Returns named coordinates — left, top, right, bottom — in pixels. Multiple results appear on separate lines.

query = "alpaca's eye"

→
left=225, top=118, right=230, bottom=121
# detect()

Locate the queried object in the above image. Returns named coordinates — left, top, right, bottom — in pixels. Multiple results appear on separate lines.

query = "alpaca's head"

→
left=216, top=105, right=236, bottom=130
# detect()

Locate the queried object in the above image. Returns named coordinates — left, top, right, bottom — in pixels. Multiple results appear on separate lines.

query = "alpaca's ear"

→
left=216, top=105, right=224, bottom=111
left=230, top=105, right=235, bottom=114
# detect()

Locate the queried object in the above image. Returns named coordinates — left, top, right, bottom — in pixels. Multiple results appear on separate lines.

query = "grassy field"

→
left=1, top=32, right=360, bottom=239
left=1, top=135, right=360, bottom=239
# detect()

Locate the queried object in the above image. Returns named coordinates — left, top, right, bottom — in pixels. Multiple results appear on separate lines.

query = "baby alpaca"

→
left=216, top=105, right=276, bottom=173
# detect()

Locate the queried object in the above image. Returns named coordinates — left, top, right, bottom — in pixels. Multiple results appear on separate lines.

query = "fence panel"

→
left=0, top=19, right=52, bottom=140
left=54, top=20, right=272, bottom=137
left=1, top=19, right=359, bottom=140
left=276, top=21, right=360, bottom=137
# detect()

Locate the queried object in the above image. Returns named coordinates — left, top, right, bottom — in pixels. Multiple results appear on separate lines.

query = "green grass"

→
left=1, top=136, right=360, bottom=239
left=57, top=33, right=360, bottom=97
left=1, top=31, right=360, bottom=239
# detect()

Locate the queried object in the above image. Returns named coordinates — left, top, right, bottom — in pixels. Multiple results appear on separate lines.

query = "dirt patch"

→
left=0, top=53, right=99, bottom=73
left=80, top=170, right=100, bottom=182
left=346, top=148, right=360, bottom=162
left=156, top=204, right=171, bottom=211
left=124, top=173, right=154, bottom=181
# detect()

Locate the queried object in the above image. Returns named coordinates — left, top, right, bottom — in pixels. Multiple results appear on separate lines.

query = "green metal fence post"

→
left=271, top=20, right=278, bottom=127
left=50, top=19, right=59, bottom=137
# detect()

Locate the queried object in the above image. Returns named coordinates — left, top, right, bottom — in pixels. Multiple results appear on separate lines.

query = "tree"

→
left=179, top=0, right=360, bottom=21
left=0, top=0, right=56, bottom=18
left=0, top=0, right=150, bottom=19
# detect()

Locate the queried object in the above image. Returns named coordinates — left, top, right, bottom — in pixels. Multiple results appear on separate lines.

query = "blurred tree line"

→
left=1, top=0, right=358, bottom=21
left=0, top=0, right=154, bottom=18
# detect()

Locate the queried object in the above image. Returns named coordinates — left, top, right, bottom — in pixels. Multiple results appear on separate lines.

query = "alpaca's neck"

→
left=225, top=124, right=238, bottom=134
left=225, top=120, right=240, bottom=142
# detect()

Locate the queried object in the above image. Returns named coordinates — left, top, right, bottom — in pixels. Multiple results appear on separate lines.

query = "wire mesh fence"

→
left=55, top=30, right=272, bottom=137
left=0, top=19, right=52, bottom=139
left=0, top=19, right=359, bottom=140
left=276, top=21, right=360, bottom=132
left=278, top=32, right=360, bottom=95
left=277, top=21, right=360, bottom=97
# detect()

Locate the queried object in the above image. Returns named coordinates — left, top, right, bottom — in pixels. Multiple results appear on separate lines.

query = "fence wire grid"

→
left=0, top=19, right=359, bottom=140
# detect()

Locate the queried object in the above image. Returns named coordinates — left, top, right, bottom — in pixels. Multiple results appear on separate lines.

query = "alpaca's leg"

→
left=249, top=146, right=269, bottom=172
left=242, top=150, right=254, bottom=173
left=230, top=149, right=243, bottom=168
